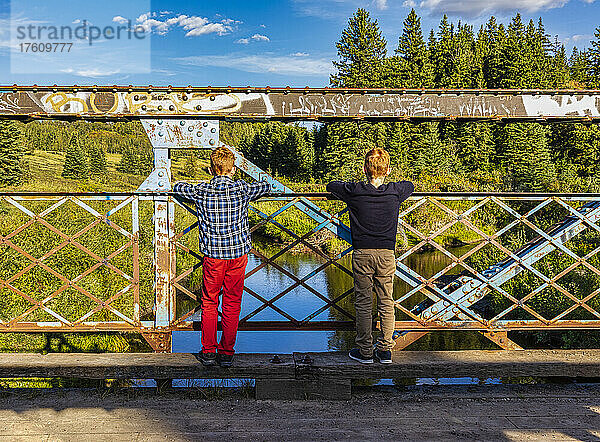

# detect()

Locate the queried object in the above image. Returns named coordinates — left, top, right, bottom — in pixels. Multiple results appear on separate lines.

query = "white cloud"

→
left=403, top=0, right=417, bottom=6
left=72, top=19, right=81, bottom=24
left=174, top=54, right=333, bottom=76
left=236, top=34, right=270, bottom=44
left=564, top=33, right=594, bottom=43
left=112, top=16, right=128, bottom=24
left=259, top=24, right=267, bottom=28
left=251, top=34, right=270, bottom=42
left=292, top=52, right=310, bottom=56
left=61, top=68, right=121, bottom=77
left=374, top=0, right=389, bottom=9
left=132, top=12, right=239, bottom=37
left=413, top=0, right=572, bottom=17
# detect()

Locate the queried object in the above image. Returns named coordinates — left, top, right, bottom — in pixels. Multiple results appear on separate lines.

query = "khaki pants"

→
left=351, top=248, right=396, bottom=357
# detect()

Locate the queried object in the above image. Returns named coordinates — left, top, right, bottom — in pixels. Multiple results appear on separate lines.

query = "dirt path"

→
left=1, top=383, right=600, bottom=441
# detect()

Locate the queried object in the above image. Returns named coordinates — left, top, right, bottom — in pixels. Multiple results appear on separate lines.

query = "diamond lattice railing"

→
left=3, top=191, right=600, bottom=340
left=0, top=195, right=145, bottom=331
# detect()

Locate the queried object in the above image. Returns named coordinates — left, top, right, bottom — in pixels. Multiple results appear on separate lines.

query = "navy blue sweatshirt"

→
left=326, top=180, right=415, bottom=250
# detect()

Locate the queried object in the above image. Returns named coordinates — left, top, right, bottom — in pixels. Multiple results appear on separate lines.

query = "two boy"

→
left=176, top=145, right=412, bottom=366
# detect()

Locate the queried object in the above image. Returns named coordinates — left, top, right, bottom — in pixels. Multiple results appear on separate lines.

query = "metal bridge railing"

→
left=2, top=191, right=600, bottom=350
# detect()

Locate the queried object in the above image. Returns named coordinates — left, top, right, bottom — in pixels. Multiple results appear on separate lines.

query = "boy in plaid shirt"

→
left=173, top=147, right=271, bottom=367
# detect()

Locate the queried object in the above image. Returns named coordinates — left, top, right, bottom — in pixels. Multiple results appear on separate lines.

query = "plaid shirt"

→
left=173, top=176, right=271, bottom=259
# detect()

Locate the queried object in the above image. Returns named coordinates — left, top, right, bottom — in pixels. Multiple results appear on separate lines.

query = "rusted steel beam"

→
left=1, top=86, right=600, bottom=120
left=482, top=331, right=523, bottom=350
left=5, top=319, right=600, bottom=333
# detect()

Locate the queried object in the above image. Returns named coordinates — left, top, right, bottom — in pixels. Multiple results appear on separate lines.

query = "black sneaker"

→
left=217, top=353, right=234, bottom=367
left=348, top=348, right=374, bottom=364
left=375, top=349, right=393, bottom=364
left=196, top=352, right=217, bottom=367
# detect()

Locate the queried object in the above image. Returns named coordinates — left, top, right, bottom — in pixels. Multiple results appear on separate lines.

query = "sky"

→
left=0, top=0, right=598, bottom=87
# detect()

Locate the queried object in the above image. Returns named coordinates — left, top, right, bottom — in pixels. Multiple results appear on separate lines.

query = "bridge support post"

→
left=137, top=129, right=176, bottom=353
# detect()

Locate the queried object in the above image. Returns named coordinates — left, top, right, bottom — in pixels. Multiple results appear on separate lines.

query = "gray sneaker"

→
left=375, top=349, right=392, bottom=364
left=349, top=348, right=374, bottom=364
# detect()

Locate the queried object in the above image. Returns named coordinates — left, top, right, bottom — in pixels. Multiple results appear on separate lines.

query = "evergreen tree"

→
left=569, top=47, right=589, bottom=87
left=498, top=14, right=530, bottom=87
left=117, top=142, right=140, bottom=175
left=549, top=123, right=600, bottom=177
left=61, top=136, right=89, bottom=179
left=478, top=17, right=505, bottom=88
left=88, top=143, right=107, bottom=176
left=496, top=123, right=556, bottom=191
left=407, top=122, right=454, bottom=176
left=330, top=8, right=388, bottom=87
left=588, top=26, right=600, bottom=88
left=387, top=9, right=434, bottom=87
left=0, top=120, right=26, bottom=186
left=441, top=122, right=494, bottom=172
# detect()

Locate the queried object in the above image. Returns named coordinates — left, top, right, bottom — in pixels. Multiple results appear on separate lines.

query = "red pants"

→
left=200, top=254, right=248, bottom=355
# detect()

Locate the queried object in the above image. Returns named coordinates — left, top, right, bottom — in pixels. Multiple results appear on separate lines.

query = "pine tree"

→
left=498, top=14, right=530, bottom=87
left=408, top=122, right=454, bottom=176
left=496, top=123, right=556, bottom=191
left=569, top=47, right=589, bottom=87
left=0, top=120, right=26, bottom=186
left=330, top=8, right=387, bottom=87
left=61, top=135, right=89, bottom=179
left=588, top=26, right=600, bottom=88
left=117, top=142, right=140, bottom=175
left=549, top=123, right=600, bottom=177
left=441, top=122, right=494, bottom=172
left=88, top=142, right=107, bottom=176
left=388, top=9, right=434, bottom=87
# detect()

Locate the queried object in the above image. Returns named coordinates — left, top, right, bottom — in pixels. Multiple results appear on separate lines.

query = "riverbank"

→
left=2, top=383, right=600, bottom=440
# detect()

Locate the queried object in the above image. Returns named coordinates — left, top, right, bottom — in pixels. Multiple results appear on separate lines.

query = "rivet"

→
left=158, top=131, right=164, bottom=136
left=196, top=131, right=202, bottom=137
left=157, top=120, right=162, bottom=125
left=180, top=120, right=185, bottom=126
left=209, top=139, right=215, bottom=146
left=157, top=105, right=162, bottom=111
left=158, top=181, right=165, bottom=187
left=195, top=105, right=202, bottom=111
left=210, top=128, right=216, bottom=133
left=169, top=105, right=175, bottom=111
left=158, top=171, right=164, bottom=177
left=188, top=126, right=194, bottom=132
left=134, top=95, right=139, bottom=101
left=181, top=94, right=188, bottom=101
left=141, top=105, right=147, bottom=111
left=210, top=96, right=215, bottom=101
left=203, top=122, right=208, bottom=127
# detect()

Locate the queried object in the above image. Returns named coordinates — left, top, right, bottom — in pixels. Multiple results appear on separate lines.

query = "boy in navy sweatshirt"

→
left=327, top=148, right=414, bottom=364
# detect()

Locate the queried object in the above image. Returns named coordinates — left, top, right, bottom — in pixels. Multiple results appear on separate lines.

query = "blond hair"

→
left=364, top=148, right=390, bottom=180
left=210, top=146, right=235, bottom=176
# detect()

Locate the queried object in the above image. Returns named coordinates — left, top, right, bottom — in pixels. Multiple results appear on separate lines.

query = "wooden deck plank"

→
left=295, top=349, right=600, bottom=379
left=0, top=353, right=294, bottom=379
left=0, top=350, right=600, bottom=380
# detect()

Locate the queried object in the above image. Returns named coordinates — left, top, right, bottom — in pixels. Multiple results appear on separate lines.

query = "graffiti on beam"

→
left=522, top=95, right=600, bottom=118
left=1, top=90, right=600, bottom=119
